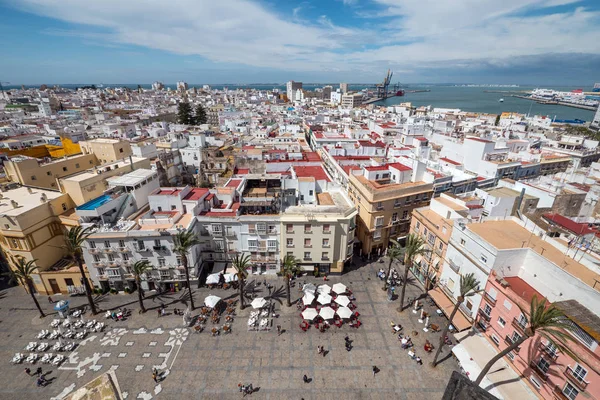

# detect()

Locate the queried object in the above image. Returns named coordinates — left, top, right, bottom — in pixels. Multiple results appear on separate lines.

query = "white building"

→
left=286, top=81, right=302, bottom=103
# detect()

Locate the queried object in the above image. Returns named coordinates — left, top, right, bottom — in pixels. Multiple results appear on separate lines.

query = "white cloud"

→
left=11, top=0, right=600, bottom=75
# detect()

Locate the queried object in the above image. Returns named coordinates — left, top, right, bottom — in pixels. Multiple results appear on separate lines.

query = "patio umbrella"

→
left=319, top=306, right=335, bottom=320
left=204, top=295, right=221, bottom=309
left=317, top=293, right=332, bottom=305
left=337, top=306, right=353, bottom=319
left=332, top=283, right=347, bottom=294
left=317, top=284, right=331, bottom=294
left=302, top=308, right=318, bottom=321
left=334, top=295, right=350, bottom=307
left=206, top=273, right=220, bottom=285
left=302, top=292, right=315, bottom=305
left=303, top=283, right=317, bottom=294
left=251, top=297, right=267, bottom=309
left=224, top=273, right=238, bottom=283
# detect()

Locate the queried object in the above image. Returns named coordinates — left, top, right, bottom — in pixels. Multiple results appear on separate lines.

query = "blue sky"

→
left=1, top=0, right=599, bottom=85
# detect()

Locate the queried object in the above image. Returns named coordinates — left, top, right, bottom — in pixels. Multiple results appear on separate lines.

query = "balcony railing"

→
left=478, top=308, right=491, bottom=322
left=553, top=385, right=570, bottom=400
left=103, top=247, right=115, bottom=253
left=539, top=343, right=558, bottom=361
left=529, top=360, right=549, bottom=381
left=448, top=259, right=460, bottom=273
left=565, top=366, right=589, bottom=390
left=504, top=335, right=521, bottom=352
left=512, top=318, right=527, bottom=334
left=88, top=248, right=100, bottom=254
left=484, top=292, right=497, bottom=306
left=118, top=247, right=130, bottom=253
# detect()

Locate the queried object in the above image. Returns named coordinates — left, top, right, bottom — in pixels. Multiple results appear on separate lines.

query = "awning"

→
left=453, top=331, right=538, bottom=400
left=300, top=264, right=314, bottom=271
left=428, top=287, right=471, bottom=331
left=212, top=262, right=228, bottom=273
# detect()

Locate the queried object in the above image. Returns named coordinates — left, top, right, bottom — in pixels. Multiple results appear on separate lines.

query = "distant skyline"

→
left=1, top=0, right=599, bottom=85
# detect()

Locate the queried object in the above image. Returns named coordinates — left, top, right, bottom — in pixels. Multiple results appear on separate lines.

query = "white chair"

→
left=41, top=353, right=53, bottom=363
left=50, top=319, right=60, bottom=328
left=26, top=353, right=38, bottom=364
left=75, top=330, right=87, bottom=340
left=37, top=343, right=49, bottom=352
left=52, top=342, right=62, bottom=352
left=63, top=342, right=76, bottom=352
left=51, top=354, right=64, bottom=366
left=11, top=353, right=24, bottom=364
left=37, top=330, right=48, bottom=339
left=25, top=342, right=37, bottom=351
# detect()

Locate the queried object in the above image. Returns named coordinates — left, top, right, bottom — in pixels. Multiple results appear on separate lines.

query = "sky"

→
left=0, top=0, right=599, bottom=85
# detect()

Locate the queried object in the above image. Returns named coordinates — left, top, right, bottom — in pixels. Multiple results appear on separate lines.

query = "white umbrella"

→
left=204, top=295, right=221, bottom=309
left=317, top=284, right=331, bottom=294
left=332, top=283, right=347, bottom=294
left=319, top=306, right=335, bottom=320
left=302, top=308, right=318, bottom=321
left=251, top=297, right=267, bottom=309
left=317, top=293, right=332, bottom=305
left=303, top=283, right=317, bottom=294
left=337, top=306, right=353, bottom=319
left=334, top=295, right=350, bottom=307
left=206, top=273, right=220, bottom=285
left=224, top=273, right=238, bottom=283
left=302, top=292, right=315, bottom=305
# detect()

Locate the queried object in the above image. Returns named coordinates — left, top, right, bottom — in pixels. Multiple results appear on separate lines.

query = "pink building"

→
left=477, top=272, right=600, bottom=400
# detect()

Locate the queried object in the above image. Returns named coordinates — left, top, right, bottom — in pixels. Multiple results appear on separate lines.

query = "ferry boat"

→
left=498, top=98, right=504, bottom=102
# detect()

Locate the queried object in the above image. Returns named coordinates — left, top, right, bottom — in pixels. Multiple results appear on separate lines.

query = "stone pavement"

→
left=0, top=258, right=458, bottom=399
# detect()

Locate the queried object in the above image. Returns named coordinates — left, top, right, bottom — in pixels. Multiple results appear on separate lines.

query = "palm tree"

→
left=132, top=260, right=153, bottom=313
left=64, top=226, right=97, bottom=315
left=474, top=295, right=577, bottom=385
left=398, top=233, right=428, bottom=311
left=232, top=253, right=251, bottom=309
left=432, top=273, right=481, bottom=366
left=383, top=243, right=404, bottom=290
left=281, top=255, right=301, bottom=307
left=173, top=230, right=200, bottom=311
left=6, top=258, right=45, bottom=318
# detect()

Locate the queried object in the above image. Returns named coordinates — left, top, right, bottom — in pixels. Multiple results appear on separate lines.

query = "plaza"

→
left=0, top=259, right=458, bottom=400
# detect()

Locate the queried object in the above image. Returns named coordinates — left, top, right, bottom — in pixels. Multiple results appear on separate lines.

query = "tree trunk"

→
left=137, top=278, right=146, bottom=313
left=238, top=277, right=245, bottom=309
left=432, top=300, right=462, bottom=367
left=424, top=265, right=431, bottom=295
left=182, top=255, right=195, bottom=310
left=474, top=336, right=528, bottom=385
left=76, top=256, right=97, bottom=315
left=286, top=276, right=291, bottom=307
left=27, top=279, right=45, bottom=318
left=384, top=257, right=393, bottom=290
left=398, top=258, right=412, bottom=312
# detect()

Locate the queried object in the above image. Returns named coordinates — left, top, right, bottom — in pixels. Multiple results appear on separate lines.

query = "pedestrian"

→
left=157, top=309, right=161, bottom=318
left=36, top=367, right=42, bottom=377
left=152, top=372, right=158, bottom=383
left=47, top=296, right=53, bottom=304
left=24, top=367, right=31, bottom=376
left=372, top=365, right=378, bottom=377
left=276, top=325, right=281, bottom=336
left=36, top=376, right=45, bottom=387
left=415, top=356, right=423, bottom=365
left=303, top=374, right=309, bottom=383
left=317, top=345, right=322, bottom=355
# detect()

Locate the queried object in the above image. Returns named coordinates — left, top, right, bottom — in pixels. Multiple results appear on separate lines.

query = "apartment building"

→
left=80, top=182, right=206, bottom=292
left=347, top=163, right=434, bottom=255
left=4, top=153, right=99, bottom=189
left=79, top=138, right=133, bottom=163
left=341, top=93, right=363, bottom=109
left=0, top=186, right=82, bottom=295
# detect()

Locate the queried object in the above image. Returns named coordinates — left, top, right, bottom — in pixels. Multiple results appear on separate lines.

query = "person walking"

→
left=276, top=325, right=282, bottom=336
left=47, top=296, right=53, bottom=304
left=36, top=367, right=43, bottom=377
left=157, top=309, right=161, bottom=318
left=152, top=371, right=158, bottom=383
left=24, top=368, right=31, bottom=376
left=36, top=376, right=45, bottom=387
left=372, top=365, right=378, bottom=377
left=303, top=374, right=309, bottom=383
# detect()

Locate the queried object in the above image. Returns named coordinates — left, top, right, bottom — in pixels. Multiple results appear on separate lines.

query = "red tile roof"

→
left=542, top=213, right=596, bottom=236
left=414, top=137, right=428, bottom=141
left=439, top=157, right=462, bottom=166
left=304, top=152, right=321, bottom=161
left=294, top=166, right=330, bottom=182
left=235, top=168, right=250, bottom=175
left=388, top=163, right=412, bottom=172
left=226, top=179, right=242, bottom=188
left=503, top=277, right=546, bottom=303
left=156, top=189, right=181, bottom=196
left=364, top=165, right=389, bottom=172
left=358, top=140, right=386, bottom=148
left=183, top=188, right=209, bottom=201
left=467, top=137, right=493, bottom=143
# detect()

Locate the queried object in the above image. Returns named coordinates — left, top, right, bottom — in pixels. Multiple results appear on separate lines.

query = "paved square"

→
left=0, top=259, right=458, bottom=399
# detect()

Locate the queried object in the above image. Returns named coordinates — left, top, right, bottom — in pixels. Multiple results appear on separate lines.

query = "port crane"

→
left=376, top=70, right=393, bottom=99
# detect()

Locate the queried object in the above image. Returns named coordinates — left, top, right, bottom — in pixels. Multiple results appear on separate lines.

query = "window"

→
left=304, top=238, right=311, bottom=247
left=97, top=268, right=105, bottom=276
left=176, top=257, right=182, bottom=266
left=402, top=210, right=408, bottom=219
left=322, top=252, right=329, bottom=260
left=460, top=238, right=466, bottom=246
left=62, top=167, right=68, bottom=172
left=257, top=223, right=266, bottom=233
left=571, top=364, right=588, bottom=382
left=483, top=304, right=492, bottom=316
left=89, top=241, right=96, bottom=249
left=160, top=270, right=170, bottom=279
left=104, top=240, right=110, bottom=248
left=424, top=227, right=428, bottom=237
left=376, top=201, right=383, bottom=209
left=503, top=299, right=512, bottom=311
left=214, top=240, right=224, bottom=251
left=394, top=199, right=401, bottom=207
left=323, top=238, right=329, bottom=247
left=309, top=190, right=313, bottom=196
left=212, top=224, right=222, bottom=235
left=119, top=148, right=124, bottom=153
left=137, top=240, right=145, bottom=251
left=416, top=221, right=421, bottom=230
left=304, top=252, right=311, bottom=260
left=154, top=239, right=161, bottom=247
left=123, top=253, right=129, bottom=261
left=31, top=175, right=36, bottom=181
left=447, top=277, right=455, bottom=291
left=107, top=269, right=120, bottom=277
left=511, top=331, right=521, bottom=343
left=46, top=171, right=52, bottom=176
left=248, top=240, right=258, bottom=249
left=563, top=383, right=579, bottom=400
left=529, top=375, right=541, bottom=390
left=491, top=335, right=500, bottom=346
left=158, top=258, right=166, bottom=267
left=392, top=212, right=398, bottom=222
left=304, top=224, right=312, bottom=232
left=287, top=238, right=294, bottom=247
left=107, top=254, right=114, bottom=262
left=507, top=351, right=515, bottom=361
left=438, top=242, right=444, bottom=251
left=375, top=216, right=384, bottom=227
left=118, top=240, right=125, bottom=248
left=75, top=163, right=80, bottom=168
left=286, top=224, right=294, bottom=233
left=481, top=255, right=487, bottom=264
left=497, top=316, right=506, bottom=328
left=428, top=233, right=435, bottom=245
left=537, top=358, right=550, bottom=374
left=93, top=255, right=101, bottom=262
left=373, top=230, right=382, bottom=240
left=267, top=240, right=277, bottom=250
left=488, top=287, right=498, bottom=300
left=323, top=224, right=330, bottom=233
left=442, top=226, right=447, bottom=234
left=61, top=203, right=67, bottom=211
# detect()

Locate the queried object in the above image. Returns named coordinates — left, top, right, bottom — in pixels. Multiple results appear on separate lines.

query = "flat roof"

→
left=0, top=187, right=63, bottom=216
left=554, top=300, right=600, bottom=341
left=468, top=220, right=600, bottom=290
left=183, top=188, right=209, bottom=201
left=107, top=169, right=156, bottom=186
left=485, top=187, right=521, bottom=198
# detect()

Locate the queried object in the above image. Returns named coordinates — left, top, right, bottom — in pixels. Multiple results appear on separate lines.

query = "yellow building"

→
left=347, top=164, right=433, bottom=255
left=79, top=138, right=132, bottom=163
left=58, top=157, right=151, bottom=206
left=4, top=153, right=99, bottom=190
left=0, top=186, right=87, bottom=295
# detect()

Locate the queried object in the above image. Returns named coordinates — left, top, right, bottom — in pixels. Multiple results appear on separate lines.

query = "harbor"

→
left=511, top=94, right=598, bottom=111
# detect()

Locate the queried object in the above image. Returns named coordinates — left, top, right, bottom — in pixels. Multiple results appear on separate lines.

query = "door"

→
left=48, top=279, right=60, bottom=294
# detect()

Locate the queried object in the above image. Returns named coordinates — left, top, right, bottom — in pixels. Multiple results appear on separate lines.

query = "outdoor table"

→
left=86, top=320, right=96, bottom=329
left=11, top=353, right=24, bottom=364
left=74, top=321, right=84, bottom=329
left=26, top=353, right=38, bottom=363
left=62, top=320, right=71, bottom=327
left=247, top=318, right=257, bottom=326
left=51, top=355, right=64, bottom=366
left=52, top=342, right=62, bottom=352
left=50, top=319, right=60, bottom=328
left=259, top=318, right=268, bottom=329
left=436, top=309, right=443, bottom=316
left=72, top=310, right=82, bottom=318
left=25, top=342, right=37, bottom=351
left=37, top=343, right=49, bottom=352
left=41, top=353, right=53, bottom=363
left=393, top=325, right=402, bottom=332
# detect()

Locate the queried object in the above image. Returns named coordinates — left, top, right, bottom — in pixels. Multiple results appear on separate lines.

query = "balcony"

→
left=478, top=308, right=491, bottom=322
left=448, top=259, right=460, bottom=273
left=286, top=230, right=294, bottom=234
left=153, top=245, right=168, bottom=251
left=392, top=219, right=399, bottom=225
left=118, top=247, right=130, bottom=253
left=102, top=247, right=115, bottom=253
left=303, top=256, right=312, bottom=261
left=529, top=360, right=549, bottom=381
left=304, top=230, right=312, bottom=234
left=504, top=335, right=521, bottom=352
left=88, top=248, right=100, bottom=254
left=539, top=343, right=558, bottom=361
left=92, top=261, right=106, bottom=268
left=483, top=292, right=497, bottom=306
left=565, top=366, right=589, bottom=390
left=323, top=229, right=331, bottom=234
left=553, top=385, right=571, bottom=400
left=512, top=318, right=527, bottom=334
left=250, top=255, right=277, bottom=262
left=321, top=256, right=330, bottom=261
